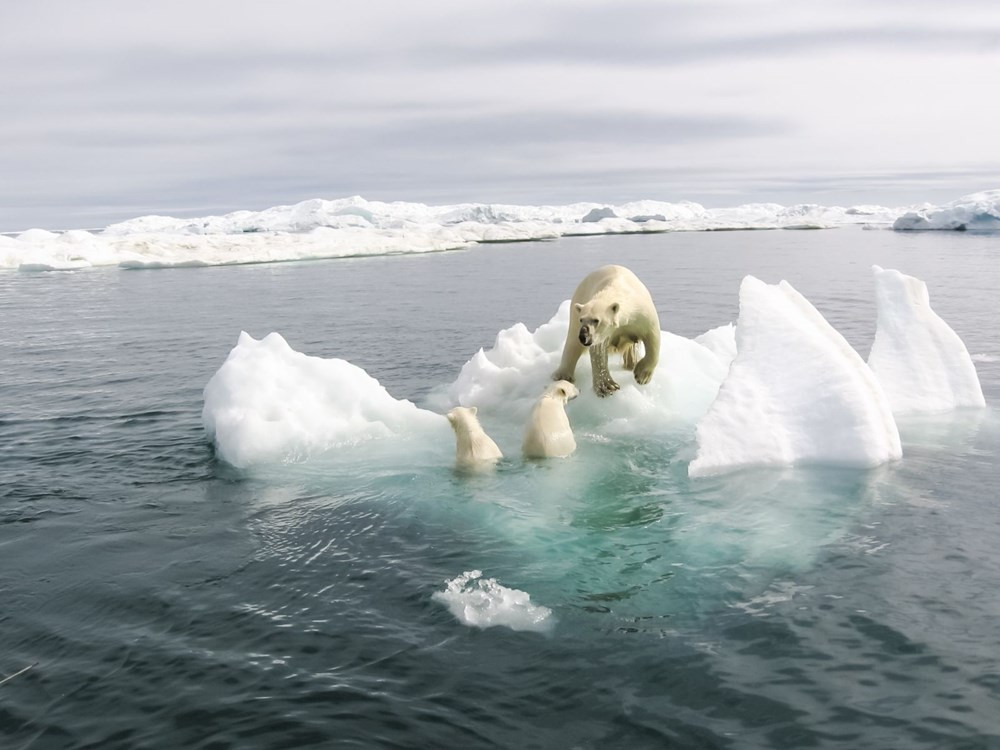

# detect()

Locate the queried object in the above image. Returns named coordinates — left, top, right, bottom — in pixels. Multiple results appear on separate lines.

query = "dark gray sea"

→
left=2, top=227, right=999, bottom=749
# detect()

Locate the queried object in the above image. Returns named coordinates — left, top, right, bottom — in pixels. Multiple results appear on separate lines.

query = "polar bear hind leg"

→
left=609, top=333, right=640, bottom=372
left=632, top=333, right=659, bottom=385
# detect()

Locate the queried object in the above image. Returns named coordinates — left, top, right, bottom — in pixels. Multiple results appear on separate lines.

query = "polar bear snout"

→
left=578, top=318, right=599, bottom=346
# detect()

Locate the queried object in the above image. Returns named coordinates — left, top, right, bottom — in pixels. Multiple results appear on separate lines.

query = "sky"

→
left=1, top=0, right=999, bottom=231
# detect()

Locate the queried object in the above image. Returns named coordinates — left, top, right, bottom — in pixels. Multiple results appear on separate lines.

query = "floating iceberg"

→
left=892, top=190, right=1000, bottom=231
left=202, top=331, right=446, bottom=468
left=868, top=266, right=985, bottom=414
left=432, top=570, right=553, bottom=633
left=689, top=277, right=902, bottom=477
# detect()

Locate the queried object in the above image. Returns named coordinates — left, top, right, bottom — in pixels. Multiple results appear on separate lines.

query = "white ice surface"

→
left=432, top=570, right=553, bottom=633
left=201, top=270, right=983, bottom=476
left=893, top=190, right=1000, bottom=231
left=868, top=266, right=985, bottom=414
left=693, top=323, right=738, bottom=370
left=430, top=300, right=732, bottom=432
left=1, top=194, right=924, bottom=271
left=202, top=331, right=447, bottom=469
left=689, top=277, right=902, bottom=477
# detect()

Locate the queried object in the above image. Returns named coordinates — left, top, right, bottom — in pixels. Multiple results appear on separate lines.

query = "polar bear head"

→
left=574, top=300, right=621, bottom=347
left=545, top=380, right=580, bottom=403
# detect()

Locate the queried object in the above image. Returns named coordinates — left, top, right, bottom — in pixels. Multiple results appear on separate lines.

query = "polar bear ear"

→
left=610, top=302, right=620, bottom=315
left=574, top=303, right=584, bottom=314
left=469, top=406, right=478, bottom=416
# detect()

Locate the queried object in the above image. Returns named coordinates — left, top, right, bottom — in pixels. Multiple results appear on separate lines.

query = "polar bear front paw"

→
left=594, top=377, right=620, bottom=397
left=633, top=358, right=655, bottom=385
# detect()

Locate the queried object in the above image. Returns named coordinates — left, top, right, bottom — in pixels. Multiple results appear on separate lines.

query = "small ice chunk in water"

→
left=432, top=571, right=554, bottom=633
left=868, top=266, right=985, bottom=414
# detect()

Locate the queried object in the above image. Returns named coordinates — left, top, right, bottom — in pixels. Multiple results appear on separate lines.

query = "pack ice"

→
left=202, top=270, right=983, bottom=476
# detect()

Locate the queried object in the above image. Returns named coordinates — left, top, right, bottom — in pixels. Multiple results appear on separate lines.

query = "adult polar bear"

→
left=552, top=265, right=661, bottom=397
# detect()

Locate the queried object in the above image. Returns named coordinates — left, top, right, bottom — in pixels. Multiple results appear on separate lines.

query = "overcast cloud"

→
left=1, top=0, right=998, bottom=230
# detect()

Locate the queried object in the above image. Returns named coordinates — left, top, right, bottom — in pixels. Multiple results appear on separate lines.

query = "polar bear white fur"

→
left=446, top=406, right=503, bottom=470
left=523, top=380, right=579, bottom=458
left=552, top=264, right=661, bottom=397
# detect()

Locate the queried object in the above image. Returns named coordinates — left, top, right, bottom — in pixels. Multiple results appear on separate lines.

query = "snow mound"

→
left=868, top=266, right=985, bottom=414
left=689, top=276, right=901, bottom=477
left=434, top=301, right=731, bottom=431
left=694, top=323, right=737, bottom=369
left=893, top=190, right=1000, bottom=231
left=432, top=570, right=553, bottom=633
left=202, top=331, right=446, bottom=468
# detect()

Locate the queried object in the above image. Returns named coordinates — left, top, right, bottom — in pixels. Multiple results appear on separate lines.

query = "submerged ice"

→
left=6, top=190, right=995, bottom=271
left=202, top=269, right=983, bottom=476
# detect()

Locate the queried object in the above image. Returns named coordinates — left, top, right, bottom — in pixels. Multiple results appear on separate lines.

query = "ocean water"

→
left=2, top=227, right=999, bottom=749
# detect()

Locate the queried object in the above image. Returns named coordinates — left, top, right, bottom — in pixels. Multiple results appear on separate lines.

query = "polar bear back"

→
left=447, top=406, right=503, bottom=468
left=571, top=265, right=659, bottom=328
left=523, top=381, right=578, bottom=458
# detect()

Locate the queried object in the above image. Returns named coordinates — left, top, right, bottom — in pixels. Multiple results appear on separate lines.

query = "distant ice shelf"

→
left=4, top=189, right=995, bottom=271
left=893, top=189, right=1000, bottom=232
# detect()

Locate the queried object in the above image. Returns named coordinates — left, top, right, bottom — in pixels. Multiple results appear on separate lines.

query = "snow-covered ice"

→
left=893, top=190, right=1000, bottom=231
left=688, top=277, right=902, bottom=477
left=201, top=269, right=984, bottom=476
left=431, top=301, right=731, bottom=431
left=1, top=192, right=965, bottom=272
left=432, top=570, right=554, bottom=633
left=202, top=331, right=447, bottom=469
left=868, top=266, right=985, bottom=414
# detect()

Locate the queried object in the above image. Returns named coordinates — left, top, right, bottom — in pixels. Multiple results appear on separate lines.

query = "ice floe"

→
left=688, top=276, right=902, bottom=477
left=202, top=331, right=446, bottom=469
left=893, top=189, right=1000, bottom=231
left=433, top=301, right=731, bottom=431
left=202, top=269, right=984, bottom=476
left=868, top=266, right=986, bottom=414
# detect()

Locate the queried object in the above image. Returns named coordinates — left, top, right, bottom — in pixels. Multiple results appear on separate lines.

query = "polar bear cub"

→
left=522, top=380, right=579, bottom=459
left=552, top=264, right=661, bottom=397
left=446, top=406, right=503, bottom=470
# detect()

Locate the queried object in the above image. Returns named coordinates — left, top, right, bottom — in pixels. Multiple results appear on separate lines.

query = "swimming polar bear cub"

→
left=446, top=406, right=503, bottom=470
left=552, top=264, right=661, bottom=397
left=522, top=380, right=579, bottom=459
